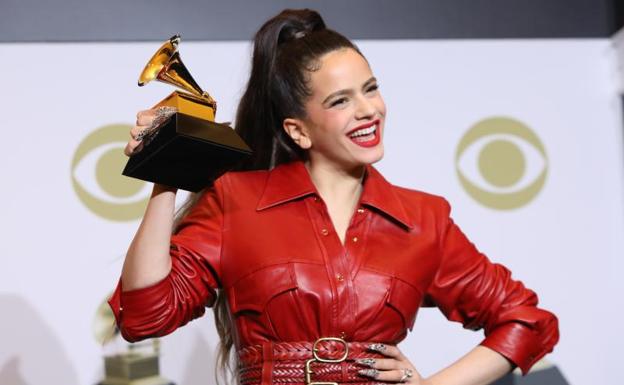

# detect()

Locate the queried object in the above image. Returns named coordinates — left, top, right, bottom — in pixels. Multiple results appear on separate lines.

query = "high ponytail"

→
left=233, top=8, right=361, bottom=170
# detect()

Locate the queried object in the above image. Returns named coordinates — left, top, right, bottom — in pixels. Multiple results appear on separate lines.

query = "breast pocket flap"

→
left=229, top=263, right=298, bottom=314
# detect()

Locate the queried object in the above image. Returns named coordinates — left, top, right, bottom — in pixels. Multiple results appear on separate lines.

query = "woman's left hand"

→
left=356, top=343, right=426, bottom=384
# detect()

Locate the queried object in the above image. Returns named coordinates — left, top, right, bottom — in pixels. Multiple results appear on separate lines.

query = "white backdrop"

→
left=1, top=39, right=622, bottom=385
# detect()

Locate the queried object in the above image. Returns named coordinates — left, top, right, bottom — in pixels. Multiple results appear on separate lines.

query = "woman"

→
left=110, top=9, right=559, bottom=385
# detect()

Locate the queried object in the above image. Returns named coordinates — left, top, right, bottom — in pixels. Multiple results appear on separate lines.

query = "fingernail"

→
left=358, top=368, right=379, bottom=378
left=368, top=343, right=386, bottom=353
left=355, top=358, right=376, bottom=367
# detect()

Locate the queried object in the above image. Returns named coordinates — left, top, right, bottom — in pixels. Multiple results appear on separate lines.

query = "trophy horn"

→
left=138, top=34, right=215, bottom=105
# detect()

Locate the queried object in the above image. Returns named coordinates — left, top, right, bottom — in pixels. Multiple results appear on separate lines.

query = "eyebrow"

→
left=322, top=77, right=377, bottom=105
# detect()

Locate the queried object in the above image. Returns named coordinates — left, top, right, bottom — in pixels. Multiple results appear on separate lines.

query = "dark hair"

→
left=233, top=8, right=361, bottom=171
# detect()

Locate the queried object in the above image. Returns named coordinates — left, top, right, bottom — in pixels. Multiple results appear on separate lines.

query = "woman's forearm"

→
left=424, top=346, right=512, bottom=385
left=121, top=184, right=177, bottom=291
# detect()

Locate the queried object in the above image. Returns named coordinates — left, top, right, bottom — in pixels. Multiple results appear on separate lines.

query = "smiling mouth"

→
left=347, top=119, right=381, bottom=147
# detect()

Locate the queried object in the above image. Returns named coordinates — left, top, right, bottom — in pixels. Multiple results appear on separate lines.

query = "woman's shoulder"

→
left=368, top=166, right=451, bottom=215
left=387, top=182, right=452, bottom=220
left=393, top=184, right=449, bottom=206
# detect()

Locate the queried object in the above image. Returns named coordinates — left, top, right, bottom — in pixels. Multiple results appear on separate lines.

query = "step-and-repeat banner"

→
left=1, top=39, right=622, bottom=385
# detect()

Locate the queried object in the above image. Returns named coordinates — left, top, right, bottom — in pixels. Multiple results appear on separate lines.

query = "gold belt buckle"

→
left=305, top=336, right=349, bottom=385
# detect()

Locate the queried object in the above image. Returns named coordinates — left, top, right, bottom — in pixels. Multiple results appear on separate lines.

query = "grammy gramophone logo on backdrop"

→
left=71, top=124, right=150, bottom=221
left=455, top=117, right=548, bottom=210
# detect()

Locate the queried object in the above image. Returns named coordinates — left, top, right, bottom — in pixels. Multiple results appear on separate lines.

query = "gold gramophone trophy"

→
left=94, top=295, right=173, bottom=385
left=122, top=35, right=251, bottom=192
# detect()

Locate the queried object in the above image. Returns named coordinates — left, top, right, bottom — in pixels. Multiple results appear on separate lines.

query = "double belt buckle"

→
left=305, top=336, right=349, bottom=385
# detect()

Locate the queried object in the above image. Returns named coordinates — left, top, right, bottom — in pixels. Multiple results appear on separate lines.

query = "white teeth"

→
left=349, top=125, right=376, bottom=138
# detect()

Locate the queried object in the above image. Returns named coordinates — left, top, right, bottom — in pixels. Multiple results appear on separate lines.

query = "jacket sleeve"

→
left=425, top=198, right=559, bottom=375
left=107, top=177, right=225, bottom=342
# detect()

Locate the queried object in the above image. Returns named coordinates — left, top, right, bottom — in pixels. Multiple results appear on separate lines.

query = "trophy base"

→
left=98, top=353, right=175, bottom=385
left=122, top=112, right=251, bottom=192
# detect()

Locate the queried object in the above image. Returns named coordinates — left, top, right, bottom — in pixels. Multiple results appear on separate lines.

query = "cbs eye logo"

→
left=71, top=124, right=149, bottom=221
left=455, top=117, right=548, bottom=210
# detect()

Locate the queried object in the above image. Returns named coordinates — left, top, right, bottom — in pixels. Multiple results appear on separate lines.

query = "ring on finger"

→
left=134, top=127, right=150, bottom=141
left=368, top=343, right=387, bottom=353
left=153, top=106, right=177, bottom=126
left=399, top=368, right=413, bottom=383
left=144, top=106, right=176, bottom=133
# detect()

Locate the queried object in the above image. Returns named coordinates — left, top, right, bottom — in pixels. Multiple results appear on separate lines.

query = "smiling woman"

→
left=283, top=48, right=386, bottom=169
left=109, top=8, right=559, bottom=385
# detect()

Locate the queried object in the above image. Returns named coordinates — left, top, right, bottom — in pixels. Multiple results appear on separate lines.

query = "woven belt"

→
left=237, top=337, right=387, bottom=385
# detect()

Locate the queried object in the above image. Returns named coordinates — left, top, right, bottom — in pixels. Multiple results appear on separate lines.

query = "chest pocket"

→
left=386, top=277, right=422, bottom=331
left=228, top=262, right=298, bottom=315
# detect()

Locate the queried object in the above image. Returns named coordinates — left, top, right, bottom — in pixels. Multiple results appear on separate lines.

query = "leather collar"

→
left=256, top=161, right=414, bottom=230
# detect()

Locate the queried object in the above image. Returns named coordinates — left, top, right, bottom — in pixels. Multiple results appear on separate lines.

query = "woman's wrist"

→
left=152, top=183, right=178, bottom=195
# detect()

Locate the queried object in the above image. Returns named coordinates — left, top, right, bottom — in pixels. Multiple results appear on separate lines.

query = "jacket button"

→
left=352, top=236, right=358, bottom=243
left=321, top=229, right=329, bottom=236
left=357, top=208, right=365, bottom=214
left=336, top=273, right=344, bottom=281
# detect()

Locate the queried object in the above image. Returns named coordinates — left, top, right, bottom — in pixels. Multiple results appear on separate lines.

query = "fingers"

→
left=357, top=344, right=420, bottom=383
left=124, top=138, right=143, bottom=156
left=127, top=109, right=157, bottom=157
left=130, top=124, right=150, bottom=141
left=356, top=357, right=398, bottom=370
left=357, top=368, right=414, bottom=383
left=135, top=106, right=177, bottom=126
left=368, top=343, right=404, bottom=359
left=136, top=109, right=157, bottom=126
left=127, top=106, right=177, bottom=156
left=125, top=124, right=149, bottom=156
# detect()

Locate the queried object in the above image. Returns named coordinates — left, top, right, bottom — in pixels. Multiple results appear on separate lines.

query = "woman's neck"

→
left=305, top=160, right=365, bottom=203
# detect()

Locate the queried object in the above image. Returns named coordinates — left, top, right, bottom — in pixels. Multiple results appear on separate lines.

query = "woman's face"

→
left=284, top=47, right=386, bottom=171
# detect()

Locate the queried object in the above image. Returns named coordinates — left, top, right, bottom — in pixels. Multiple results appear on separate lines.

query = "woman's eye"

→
left=330, top=98, right=348, bottom=107
left=366, top=84, right=379, bottom=93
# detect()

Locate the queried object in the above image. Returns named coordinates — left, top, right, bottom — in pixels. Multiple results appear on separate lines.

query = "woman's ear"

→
left=283, top=118, right=312, bottom=149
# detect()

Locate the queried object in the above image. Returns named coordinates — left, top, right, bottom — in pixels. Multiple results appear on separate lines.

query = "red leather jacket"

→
left=108, top=160, right=558, bottom=380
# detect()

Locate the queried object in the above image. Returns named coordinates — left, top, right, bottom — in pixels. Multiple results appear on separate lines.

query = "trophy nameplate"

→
left=122, top=35, right=251, bottom=192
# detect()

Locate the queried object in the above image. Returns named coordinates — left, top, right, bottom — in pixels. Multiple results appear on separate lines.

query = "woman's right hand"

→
left=124, top=106, right=177, bottom=156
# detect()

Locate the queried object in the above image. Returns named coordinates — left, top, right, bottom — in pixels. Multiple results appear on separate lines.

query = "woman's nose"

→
left=354, top=95, right=377, bottom=119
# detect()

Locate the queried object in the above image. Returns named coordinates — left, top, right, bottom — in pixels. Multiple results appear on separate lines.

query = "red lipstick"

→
left=346, top=119, right=381, bottom=148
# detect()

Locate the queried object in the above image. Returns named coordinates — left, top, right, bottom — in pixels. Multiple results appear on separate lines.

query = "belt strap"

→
left=238, top=339, right=387, bottom=385
left=240, top=360, right=381, bottom=384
